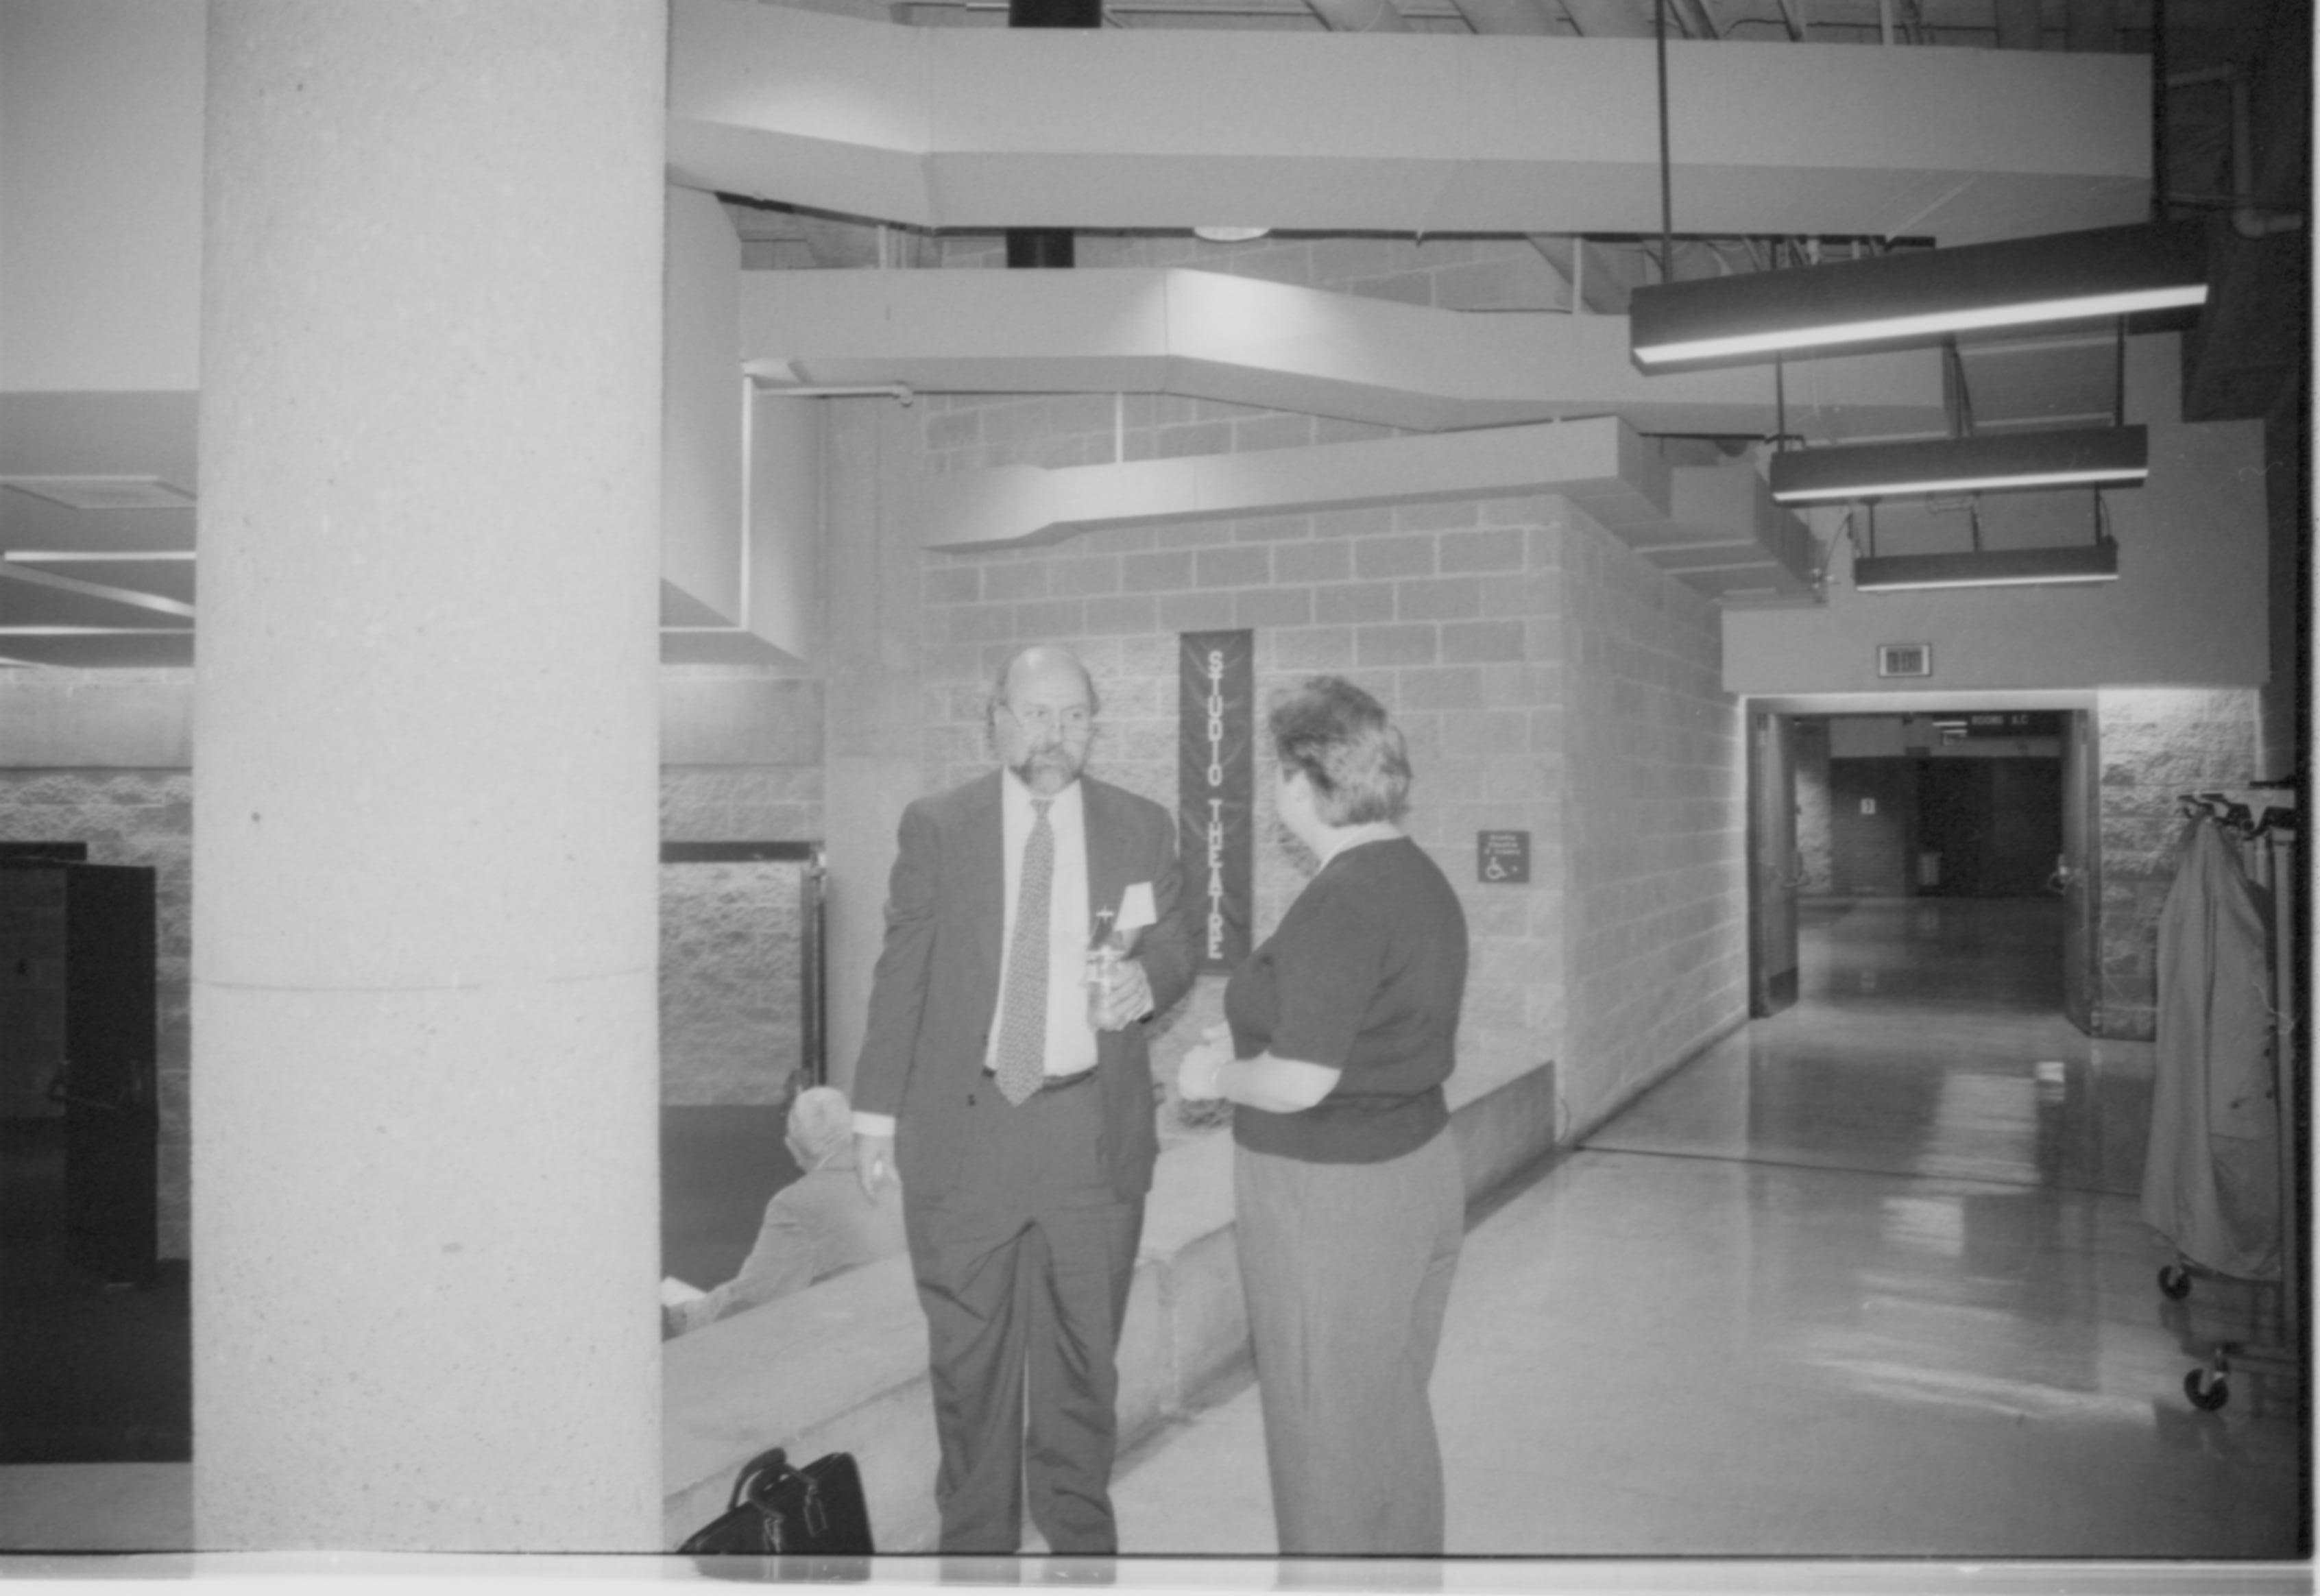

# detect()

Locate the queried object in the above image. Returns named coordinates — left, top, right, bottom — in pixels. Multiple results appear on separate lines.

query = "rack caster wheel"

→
left=2185, top=1367, right=2230, bottom=1411
left=2159, top=1264, right=2192, bottom=1300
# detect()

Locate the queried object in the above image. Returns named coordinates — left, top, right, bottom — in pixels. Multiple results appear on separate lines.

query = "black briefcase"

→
left=679, top=1445, right=875, bottom=1564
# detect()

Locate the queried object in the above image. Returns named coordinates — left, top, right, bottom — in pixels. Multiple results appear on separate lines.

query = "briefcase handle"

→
left=732, top=1447, right=830, bottom=1540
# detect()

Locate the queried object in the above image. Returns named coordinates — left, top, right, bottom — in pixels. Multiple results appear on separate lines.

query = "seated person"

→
left=664, top=1085, right=907, bottom=1338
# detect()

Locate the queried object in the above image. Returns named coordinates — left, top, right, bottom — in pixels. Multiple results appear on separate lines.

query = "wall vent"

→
left=1877, top=643, right=1932, bottom=678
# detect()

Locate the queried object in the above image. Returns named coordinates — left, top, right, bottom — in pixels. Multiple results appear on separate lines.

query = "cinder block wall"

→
left=1554, top=506, right=1748, bottom=1135
left=660, top=764, right=824, bottom=1104
left=914, top=496, right=1576, bottom=1092
left=886, top=232, right=1748, bottom=1135
left=2094, top=687, right=2264, bottom=1039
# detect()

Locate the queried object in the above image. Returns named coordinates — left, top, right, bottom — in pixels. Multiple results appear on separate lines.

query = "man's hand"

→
left=856, top=1133, right=895, bottom=1200
left=1091, top=957, right=1156, bottom=1032
left=1175, top=1022, right=1235, bottom=1102
left=1175, top=1039, right=1230, bottom=1102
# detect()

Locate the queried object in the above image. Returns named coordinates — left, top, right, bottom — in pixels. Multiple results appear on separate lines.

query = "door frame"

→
left=1743, top=691, right=2098, bottom=1020
left=2058, top=708, right=2103, bottom=1034
left=1746, top=708, right=1801, bottom=1017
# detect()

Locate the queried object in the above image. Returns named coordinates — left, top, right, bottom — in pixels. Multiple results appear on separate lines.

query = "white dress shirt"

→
left=991, top=771, right=1100, bottom=1081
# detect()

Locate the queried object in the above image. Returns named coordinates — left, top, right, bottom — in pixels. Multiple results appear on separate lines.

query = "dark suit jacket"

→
left=853, top=771, right=1196, bottom=1204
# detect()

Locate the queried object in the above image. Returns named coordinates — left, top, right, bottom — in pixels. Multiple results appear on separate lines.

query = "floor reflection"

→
left=1593, top=898, right=2152, bottom=1194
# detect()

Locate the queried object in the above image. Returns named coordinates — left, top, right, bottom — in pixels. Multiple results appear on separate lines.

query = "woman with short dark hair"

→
left=1177, top=675, right=1469, bottom=1554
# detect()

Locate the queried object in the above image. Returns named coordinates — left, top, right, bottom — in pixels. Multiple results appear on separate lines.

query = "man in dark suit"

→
left=851, top=644, right=1195, bottom=1555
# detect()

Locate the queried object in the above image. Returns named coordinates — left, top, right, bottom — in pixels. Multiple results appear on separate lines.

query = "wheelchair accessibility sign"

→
left=1477, top=830, right=1530, bottom=884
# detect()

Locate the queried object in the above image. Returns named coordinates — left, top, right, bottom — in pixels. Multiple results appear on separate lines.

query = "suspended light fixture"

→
left=1192, top=227, right=1270, bottom=243
left=1846, top=472, right=2122, bottom=592
left=1852, top=541, right=2120, bottom=592
left=1628, top=220, right=2209, bottom=372
left=1769, top=425, right=2149, bottom=505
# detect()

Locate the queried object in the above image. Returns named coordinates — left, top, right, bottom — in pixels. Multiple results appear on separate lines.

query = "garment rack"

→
left=2160, top=788, right=2304, bottom=1413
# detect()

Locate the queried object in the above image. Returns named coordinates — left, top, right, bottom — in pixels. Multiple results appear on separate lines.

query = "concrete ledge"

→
left=661, top=1056, right=1558, bottom=1550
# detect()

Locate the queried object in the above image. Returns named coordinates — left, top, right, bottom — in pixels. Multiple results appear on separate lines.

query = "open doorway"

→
left=657, top=842, right=827, bottom=1307
left=1813, top=712, right=2065, bottom=897
left=1, top=850, right=180, bottom=1464
left=1752, top=704, right=2101, bottom=1035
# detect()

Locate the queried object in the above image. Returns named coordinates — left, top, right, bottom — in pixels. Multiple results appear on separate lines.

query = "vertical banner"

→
left=1178, top=631, right=1254, bottom=973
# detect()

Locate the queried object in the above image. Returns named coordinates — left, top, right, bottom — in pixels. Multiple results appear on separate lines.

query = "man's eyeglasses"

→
left=1004, top=703, right=1092, bottom=736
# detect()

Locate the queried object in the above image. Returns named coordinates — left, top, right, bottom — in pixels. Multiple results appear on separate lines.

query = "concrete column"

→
left=821, top=398, right=930, bottom=1093
left=192, top=3, right=666, bottom=1551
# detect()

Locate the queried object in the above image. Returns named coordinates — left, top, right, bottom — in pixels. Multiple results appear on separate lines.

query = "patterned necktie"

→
left=993, top=797, right=1055, bottom=1105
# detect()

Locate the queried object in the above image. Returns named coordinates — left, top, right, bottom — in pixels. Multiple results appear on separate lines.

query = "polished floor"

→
left=1111, top=897, right=2310, bottom=1566
left=1, top=896, right=2308, bottom=1588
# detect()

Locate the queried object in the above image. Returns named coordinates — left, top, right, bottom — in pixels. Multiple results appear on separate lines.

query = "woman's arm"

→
left=1179, top=1033, right=1341, bottom=1113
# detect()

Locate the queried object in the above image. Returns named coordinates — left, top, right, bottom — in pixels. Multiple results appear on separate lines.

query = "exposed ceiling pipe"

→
left=761, top=385, right=917, bottom=403
left=1305, top=0, right=1412, bottom=30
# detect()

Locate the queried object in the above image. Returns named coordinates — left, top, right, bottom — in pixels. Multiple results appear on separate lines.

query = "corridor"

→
left=1111, top=897, right=2308, bottom=1564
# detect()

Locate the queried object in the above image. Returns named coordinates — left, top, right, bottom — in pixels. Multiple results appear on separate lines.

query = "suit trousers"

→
left=1234, top=1130, right=1465, bottom=1555
left=904, top=1075, right=1143, bottom=1554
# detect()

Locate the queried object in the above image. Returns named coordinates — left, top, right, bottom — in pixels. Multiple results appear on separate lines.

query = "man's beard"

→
left=1012, top=748, right=1083, bottom=790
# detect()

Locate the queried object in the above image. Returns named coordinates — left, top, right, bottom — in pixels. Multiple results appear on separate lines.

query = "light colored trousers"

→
left=1234, top=1130, right=1465, bottom=1555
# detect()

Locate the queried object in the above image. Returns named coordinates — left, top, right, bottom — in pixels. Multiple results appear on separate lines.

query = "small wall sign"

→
left=1477, top=830, right=1530, bottom=884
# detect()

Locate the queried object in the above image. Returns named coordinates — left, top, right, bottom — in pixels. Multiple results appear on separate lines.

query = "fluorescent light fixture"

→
left=1630, top=221, right=2208, bottom=372
left=1769, top=426, right=2148, bottom=504
left=3, top=550, right=196, bottom=563
left=1853, top=543, right=2119, bottom=592
left=1192, top=226, right=1269, bottom=243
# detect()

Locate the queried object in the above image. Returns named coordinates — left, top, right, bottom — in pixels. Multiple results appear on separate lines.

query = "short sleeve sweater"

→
left=1222, top=836, right=1469, bottom=1163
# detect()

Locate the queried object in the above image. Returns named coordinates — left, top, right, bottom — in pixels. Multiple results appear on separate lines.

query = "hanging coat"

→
left=2140, top=817, right=2280, bottom=1280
